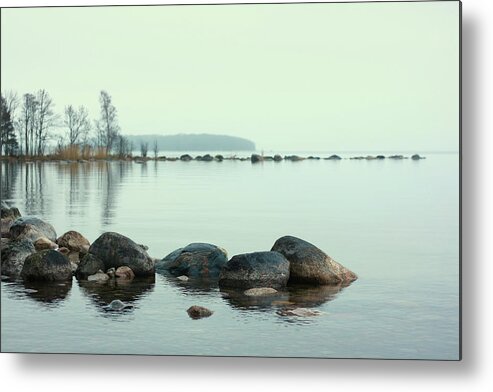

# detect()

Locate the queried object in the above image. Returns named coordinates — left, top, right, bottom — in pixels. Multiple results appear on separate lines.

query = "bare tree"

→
left=153, top=139, right=159, bottom=158
left=21, top=93, right=37, bottom=156
left=95, top=90, right=120, bottom=154
left=33, top=90, right=56, bottom=155
left=3, top=91, right=22, bottom=155
left=140, top=141, right=148, bottom=158
left=115, top=135, right=132, bottom=159
left=0, top=94, right=19, bottom=156
left=64, top=105, right=91, bottom=146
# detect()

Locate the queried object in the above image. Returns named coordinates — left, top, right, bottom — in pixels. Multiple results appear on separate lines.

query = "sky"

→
left=1, top=2, right=460, bottom=152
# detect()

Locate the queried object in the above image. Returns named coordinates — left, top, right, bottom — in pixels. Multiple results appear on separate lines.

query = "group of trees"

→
left=0, top=89, right=133, bottom=159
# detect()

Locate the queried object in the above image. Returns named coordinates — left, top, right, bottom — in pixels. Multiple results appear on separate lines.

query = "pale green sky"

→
left=1, top=2, right=459, bottom=151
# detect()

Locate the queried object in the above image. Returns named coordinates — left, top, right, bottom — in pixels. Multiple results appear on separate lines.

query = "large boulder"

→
left=56, top=230, right=90, bottom=253
left=9, top=216, right=57, bottom=242
left=219, top=251, right=290, bottom=289
left=88, top=232, right=155, bottom=276
left=271, top=236, right=357, bottom=285
left=156, top=243, right=228, bottom=279
left=75, top=253, right=105, bottom=280
left=1, top=238, right=36, bottom=277
left=21, top=249, right=73, bottom=281
left=1, top=201, right=21, bottom=220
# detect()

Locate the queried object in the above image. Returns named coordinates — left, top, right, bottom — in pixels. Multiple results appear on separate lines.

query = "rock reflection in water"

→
left=221, top=283, right=349, bottom=317
left=16, top=279, right=73, bottom=307
left=156, top=272, right=218, bottom=296
left=77, top=275, right=155, bottom=315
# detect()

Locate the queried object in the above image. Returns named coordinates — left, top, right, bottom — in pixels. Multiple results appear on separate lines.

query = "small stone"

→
left=106, top=299, right=130, bottom=311
left=186, top=305, right=213, bottom=319
left=177, top=275, right=189, bottom=281
left=244, top=287, right=278, bottom=296
left=34, top=237, right=58, bottom=251
left=115, top=266, right=135, bottom=280
left=87, top=270, right=110, bottom=282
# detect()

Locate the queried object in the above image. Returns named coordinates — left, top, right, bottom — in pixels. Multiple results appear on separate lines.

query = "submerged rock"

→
left=244, top=287, right=278, bottom=296
left=277, top=307, right=322, bottom=317
left=186, top=305, right=213, bottom=319
left=411, top=154, right=425, bottom=160
left=88, top=232, right=155, bottom=276
left=273, top=154, right=283, bottom=162
left=21, top=249, right=72, bottom=282
left=87, top=270, right=110, bottom=282
left=105, top=299, right=132, bottom=311
left=156, top=243, right=228, bottom=279
left=0, top=238, right=36, bottom=277
left=180, top=154, right=193, bottom=161
left=271, top=235, right=357, bottom=285
left=219, top=251, right=290, bottom=289
left=56, top=231, right=90, bottom=253
left=9, top=216, right=57, bottom=242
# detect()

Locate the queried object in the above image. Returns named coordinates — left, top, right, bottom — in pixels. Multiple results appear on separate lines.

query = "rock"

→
left=138, top=244, right=149, bottom=251
left=1, top=202, right=21, bottom=220
left=411, top=154, right=425, bottom=160
left=376, top=155, right=386, bottom=159
left=285, top=155, right=304, bottom=161
left=273, top=154, right=283, bottom=162
left=325, top=154, right=342, bottom=160
left=80, top=244, right=90, bottom=255
left=75, top=253, right=105, bottom=279
left=9, top=216, right=57, bottom=242
left=87, top=270, right=110, bottom=282
left=56, top=231, right=90, bottom=253
left=388, top=155, right=404, bottom=159
left=186, top=305, right=213, bottom=319
left=180, top=154, right=193, bottom=161
left=215, top=154, right=224, bottom=162
left=177, top=275, right=189, bottom=281
left=307, top=156, right=320, bottom=160
left=106, top=299, right=132, bottom=311
left=88, top=232, right=155, bottom=276
left=277, top=308, right=322, bottom=317
left=34, top=237, right=58, bottom=251
left=0, top=238, right=36, bottom=277
left=21, top=249, right=73, bottom=282
left=115, top=266, right=135, bottom=280
left=202, top=154, right=214, bottom=162
left=156, top=243, right=228, bottom=279
left=106, top=267, right=116, bottom=278
left=244, top=287, right=278, bottom=296
left=251, top=154, right=263, bottom=163
left=271, top=235, right=357, bottom=285
left=219, top=251, right=290, bottom=289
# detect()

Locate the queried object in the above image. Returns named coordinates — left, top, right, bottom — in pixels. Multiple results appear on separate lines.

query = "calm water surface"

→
left=0, top=152, right=459, bottom=359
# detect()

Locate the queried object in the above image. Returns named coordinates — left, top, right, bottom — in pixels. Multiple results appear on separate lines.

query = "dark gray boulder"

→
left=215, top=154, right=224, bottom=162
left=156, top=242, right=228, bottom=279
left=187, top=305, right=213, bottom=319
left=388, top=155, right=404, bottom=159
left=180, top=154, right=193, bottom=161
left=88, top=232, right=155, bottom=276
left=9, top=216, right=57, bottom=242
left=325, top=155, right=342, bottom=160
left=202, top=154, right=214, bottom=162
left=1, top=238, right=36, bottom=277
left=271, top=235, right=357, bottom=285
left=76, top=253, right=106, bottom=280
left=273, top=154, right=283, bottom=162
left=411, top=154, right=425, bottom=160
left=21, top=249, right=73, bottom=281
left=251, top=154, right=263, bottom=163
left=219, top=251, right=290, bottom=289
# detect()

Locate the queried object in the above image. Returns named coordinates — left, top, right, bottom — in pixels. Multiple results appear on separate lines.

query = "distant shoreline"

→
left=0, top=153, right=427, bottom=163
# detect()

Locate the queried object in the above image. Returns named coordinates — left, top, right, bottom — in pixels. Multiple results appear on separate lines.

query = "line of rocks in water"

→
left=1, top=153, right=425, bottom=165
left=1, top=202, right=357, bottom=319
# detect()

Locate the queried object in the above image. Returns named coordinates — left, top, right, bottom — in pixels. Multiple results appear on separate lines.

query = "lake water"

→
left=0, top=152, right=460, bottom=359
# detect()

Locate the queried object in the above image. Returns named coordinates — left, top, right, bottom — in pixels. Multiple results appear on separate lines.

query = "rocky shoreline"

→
left=1, top=201, right=357, bottom=319
left=0, top=153, right=425, bottom=164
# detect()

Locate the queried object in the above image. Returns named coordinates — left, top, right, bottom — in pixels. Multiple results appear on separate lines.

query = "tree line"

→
left=0, top=90, right=134, bottom=159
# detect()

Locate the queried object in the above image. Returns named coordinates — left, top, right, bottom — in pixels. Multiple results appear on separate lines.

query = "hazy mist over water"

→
left=1, top=153, right=459, bottom=359
left=1, top=2, right=459, bottom=152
